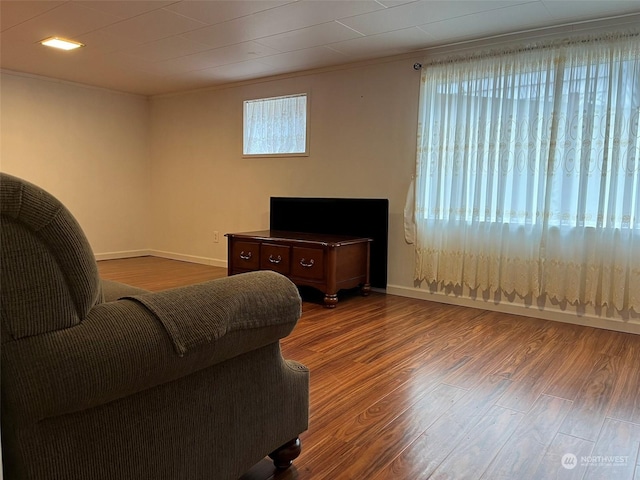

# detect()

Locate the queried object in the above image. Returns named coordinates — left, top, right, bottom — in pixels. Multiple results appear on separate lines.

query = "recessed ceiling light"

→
left=40, top=37, right=84, bottom=51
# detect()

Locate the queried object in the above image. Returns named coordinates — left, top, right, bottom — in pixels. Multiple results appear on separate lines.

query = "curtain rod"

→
left=424, top=28, right=640, bottom=67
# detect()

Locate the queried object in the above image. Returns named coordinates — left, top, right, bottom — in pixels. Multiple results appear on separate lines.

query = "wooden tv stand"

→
left=225, top=230, right=372, bottom=308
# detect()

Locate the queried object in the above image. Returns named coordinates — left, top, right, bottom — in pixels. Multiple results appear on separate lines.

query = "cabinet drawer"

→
left=291, top=247, right=324, bottom=280
left=260, top=243, right=290, bottom=275
left=231, top=240, right=260, bottom=270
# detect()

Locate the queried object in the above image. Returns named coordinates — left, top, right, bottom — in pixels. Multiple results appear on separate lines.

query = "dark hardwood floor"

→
left=98, top=256, right=640, bottom=480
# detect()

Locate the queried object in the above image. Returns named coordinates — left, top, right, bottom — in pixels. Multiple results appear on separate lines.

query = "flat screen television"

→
left=270, top=197, right=389, bottom=288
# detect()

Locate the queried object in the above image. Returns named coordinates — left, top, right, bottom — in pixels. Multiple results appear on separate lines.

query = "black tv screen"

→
left=270, top=197, right=388, bottom=288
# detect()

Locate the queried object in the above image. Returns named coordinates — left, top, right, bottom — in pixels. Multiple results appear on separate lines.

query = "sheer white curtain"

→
left=243, top=94, right=307, bottom=155
left=414, top=34, right=640, bottom=312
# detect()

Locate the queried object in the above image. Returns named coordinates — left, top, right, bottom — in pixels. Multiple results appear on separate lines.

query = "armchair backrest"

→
left=0, top=173, right=101, bottom=343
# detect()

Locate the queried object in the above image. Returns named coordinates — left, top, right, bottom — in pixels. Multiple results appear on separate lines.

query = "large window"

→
left=243, top=93, right=308, bottom=156
left=413, top=33, right=640, bottom=312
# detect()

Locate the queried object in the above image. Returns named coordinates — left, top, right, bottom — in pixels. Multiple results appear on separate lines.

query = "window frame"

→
left=242, top=93, right=310, bottom=158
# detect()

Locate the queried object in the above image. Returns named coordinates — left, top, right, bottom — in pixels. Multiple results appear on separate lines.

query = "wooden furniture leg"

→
left=268, top=438, right=302, bottom=470
left=323, top=293, right=338, bottom=308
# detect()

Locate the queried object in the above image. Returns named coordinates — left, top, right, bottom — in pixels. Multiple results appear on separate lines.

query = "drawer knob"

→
left=299, top=258, right=315, bottom=268
left=269, top=254, right=282, bottom=264
left=239, top=251, right=252, bottom=261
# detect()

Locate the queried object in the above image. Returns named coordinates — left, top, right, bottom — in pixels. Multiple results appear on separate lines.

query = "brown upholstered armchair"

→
left=0, top=172, right=309, bottom=480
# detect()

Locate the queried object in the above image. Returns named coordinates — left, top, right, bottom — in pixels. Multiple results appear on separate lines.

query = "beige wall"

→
left=0, top=71, right=151, bottom=256
left=149, top=58, right=421, bottom=283
left=0, top=61, right=420, bottom=284
left=4, top=45, right=634, bottom=332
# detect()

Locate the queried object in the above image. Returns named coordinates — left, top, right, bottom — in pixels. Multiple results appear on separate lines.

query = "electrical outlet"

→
left=213, top=231, right=219, bottom=243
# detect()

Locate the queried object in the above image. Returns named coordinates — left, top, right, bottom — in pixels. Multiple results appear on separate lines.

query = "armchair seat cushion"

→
left=100, top=278, right=148, bottom=301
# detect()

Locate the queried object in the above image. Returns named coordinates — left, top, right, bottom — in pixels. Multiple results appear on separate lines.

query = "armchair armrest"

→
left=2, top=271, right=302, bottom=423
left=122, top=270, right=300, bottom=356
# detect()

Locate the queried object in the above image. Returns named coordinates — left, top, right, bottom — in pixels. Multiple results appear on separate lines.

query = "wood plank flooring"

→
left=97, top=256, right=640, bottom=480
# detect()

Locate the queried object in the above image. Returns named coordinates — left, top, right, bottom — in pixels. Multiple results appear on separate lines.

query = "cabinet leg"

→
left=323, top=293, right=338, bottom=308
left=361, top=283, right=371, bottom=296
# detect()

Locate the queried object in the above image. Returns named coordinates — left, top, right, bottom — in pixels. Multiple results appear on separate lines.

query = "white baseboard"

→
left=386, top=284, right=640, bottom=335
left=94, top=250, right=227, bottom=269
left=94, top=250, right=152, bottom=261
left=148, top=250, right=227, bottom=269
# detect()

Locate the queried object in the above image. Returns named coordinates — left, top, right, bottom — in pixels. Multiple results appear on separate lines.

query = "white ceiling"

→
left=1, top=0, right=639, bottom=96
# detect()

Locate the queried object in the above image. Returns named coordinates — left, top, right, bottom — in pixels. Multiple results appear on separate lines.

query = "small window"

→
left=243, top=94, right=308, bottom=157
